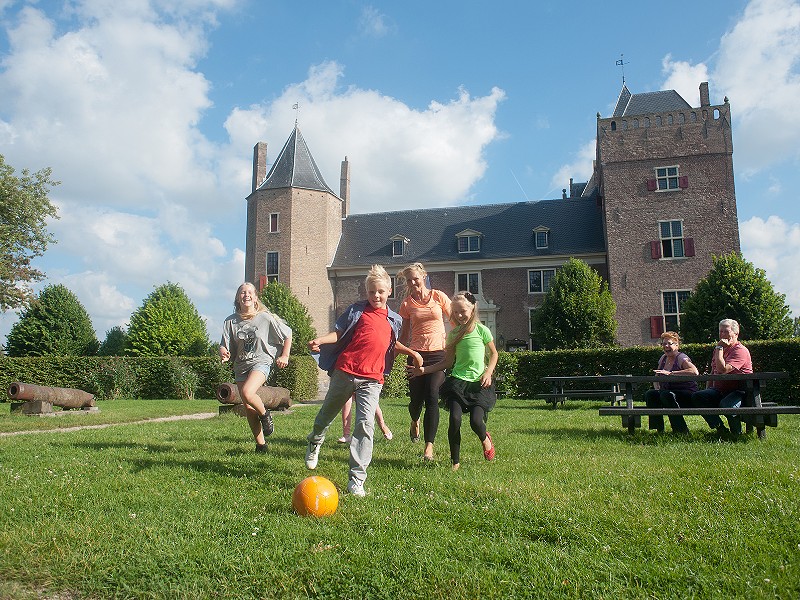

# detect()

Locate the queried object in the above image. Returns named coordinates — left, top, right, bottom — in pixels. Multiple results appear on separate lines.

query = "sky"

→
left=2, top=0, right=800, bottom=348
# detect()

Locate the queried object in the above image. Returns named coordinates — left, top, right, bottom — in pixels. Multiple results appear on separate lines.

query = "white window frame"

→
left=388, top=275, right=396, bottom=300
left=662, top=289, right=691, bottom=331
left=535, top=229, right=549, bottom=249
left=269, top=212, right=279, bottom=233
left=456, top=272, right=480, bottom=295
left=392, top=240, right=404, bottom=257
left=655, top=165, right=680, bottom=191
left=528, top=269, right=555, bottom=294
left=658, top=219, right=685, bottom=259
left=457, top=235, right=480, bottom=254
left=266, top=251, right=279, bottom=284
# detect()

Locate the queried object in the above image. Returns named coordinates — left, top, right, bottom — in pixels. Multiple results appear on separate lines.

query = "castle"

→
left=244, top=82, right=739, bottom=348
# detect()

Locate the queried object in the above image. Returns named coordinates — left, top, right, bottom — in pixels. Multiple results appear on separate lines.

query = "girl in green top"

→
left=409, top=292, right=498, bottom=470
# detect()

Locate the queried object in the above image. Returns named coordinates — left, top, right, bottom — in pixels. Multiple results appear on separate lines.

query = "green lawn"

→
left=0, top=398, right=798, bottom=599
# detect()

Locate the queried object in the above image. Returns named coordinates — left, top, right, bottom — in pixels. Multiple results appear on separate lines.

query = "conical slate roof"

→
left=257, top=126, right=337, bottom=195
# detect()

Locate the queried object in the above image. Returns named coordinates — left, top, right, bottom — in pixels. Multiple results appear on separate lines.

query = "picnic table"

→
left=543, top=373, right=800, bottom=439
left=540, top=376, right=625, bottom=406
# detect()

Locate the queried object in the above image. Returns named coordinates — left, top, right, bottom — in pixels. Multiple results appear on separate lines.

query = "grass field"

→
left=0, top=397, right=798, bottom=599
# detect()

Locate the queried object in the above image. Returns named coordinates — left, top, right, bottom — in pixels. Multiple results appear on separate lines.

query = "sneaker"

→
left=260, top=410, right=274, bottom=437
left=337, top=435, right=351, bottom=444
left=255, top=444, right=267, bottom=454
left=347, top=480, right=366, bottom=497
left=305, top=442, right=321, bottom=469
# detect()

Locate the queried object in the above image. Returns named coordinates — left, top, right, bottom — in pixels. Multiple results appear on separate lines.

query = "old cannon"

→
left=216, top=383, right=291, bottom=415
left=8, top=382, right=96, bottom=414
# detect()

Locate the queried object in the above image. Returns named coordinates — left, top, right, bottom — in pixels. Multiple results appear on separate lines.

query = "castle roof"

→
left=257, top=125, right=337, bottom=195
left=331, top=192, right=605, bottom=269
left=612, top=85, right=691, bottom=117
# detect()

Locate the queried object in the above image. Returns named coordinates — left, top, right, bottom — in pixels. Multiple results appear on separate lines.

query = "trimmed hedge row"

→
left=3, top=339, right=795, bottom=404
left=0, top=355, right=318, bottom=402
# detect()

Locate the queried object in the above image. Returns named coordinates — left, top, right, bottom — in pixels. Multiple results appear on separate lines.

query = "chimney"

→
left=562, top=188, right=567, bottom=200
left=340, top=156, right=350, bottom=218
left=569, top=177, right=574, bottom=198
left=699, top=82, right=710, bottom=107
left=252, top=142, right=267, bottom=193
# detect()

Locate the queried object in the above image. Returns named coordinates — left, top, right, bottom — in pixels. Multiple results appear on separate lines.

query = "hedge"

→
left=0, top=355, right=318, bottom=403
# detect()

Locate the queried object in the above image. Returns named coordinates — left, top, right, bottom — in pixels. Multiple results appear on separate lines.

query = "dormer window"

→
left=456, top=229, right=481, bottom=254
left=391, top=235, right=409, bottom=257
left=534, top=226, right=550, bottom=249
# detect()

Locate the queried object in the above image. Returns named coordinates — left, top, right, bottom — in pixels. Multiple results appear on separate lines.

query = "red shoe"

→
left=483, top=432, right=495, bottom=461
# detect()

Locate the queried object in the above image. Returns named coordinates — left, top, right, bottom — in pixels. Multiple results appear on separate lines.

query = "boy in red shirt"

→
left=306, top=265, right=422, bottom=496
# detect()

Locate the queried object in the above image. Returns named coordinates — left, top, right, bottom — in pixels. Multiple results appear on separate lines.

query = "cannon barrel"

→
left=8, top=383, right=96, bottom=409
left=216, top=383, right=291, bottom=410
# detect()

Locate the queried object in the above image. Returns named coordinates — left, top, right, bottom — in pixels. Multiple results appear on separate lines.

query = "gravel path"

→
left=0, top=412, right=218, bottom=437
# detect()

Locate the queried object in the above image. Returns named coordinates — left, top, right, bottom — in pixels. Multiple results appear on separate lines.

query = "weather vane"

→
left=615, top=54, right=628, bottom=85
left=292, top=102, right=300, bottom=125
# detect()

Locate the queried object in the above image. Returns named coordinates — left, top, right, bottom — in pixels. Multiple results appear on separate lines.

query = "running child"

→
left=409, top=291, right=497, bottom=470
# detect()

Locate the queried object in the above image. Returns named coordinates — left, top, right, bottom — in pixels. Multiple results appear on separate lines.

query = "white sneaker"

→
left=305, top=442, right=321, bottom=469
left=346, top=480, right=366, bottom=497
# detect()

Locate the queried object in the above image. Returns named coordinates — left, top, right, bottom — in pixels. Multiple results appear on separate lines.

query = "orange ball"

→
left=292, top=476, right=339, bottom=517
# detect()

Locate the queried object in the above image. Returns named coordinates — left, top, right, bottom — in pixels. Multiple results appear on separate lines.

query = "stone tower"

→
left=597, top=82, right=740, bottom=346
left=245, top=126, right=346, bottom=334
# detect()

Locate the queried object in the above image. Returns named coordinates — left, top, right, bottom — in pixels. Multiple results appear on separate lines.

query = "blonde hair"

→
left=398, top=263, right=428, bottom=299
left=234, top=282, right=267, bottom=319
left=365, top=264, right=392, bottom=290
left=660, top=331, right=680, bottom=344
left=447, top=292, right=479, bottom=349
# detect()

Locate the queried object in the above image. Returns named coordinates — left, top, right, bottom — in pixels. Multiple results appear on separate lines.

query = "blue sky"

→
left=2, top=0, right=800, bottom=346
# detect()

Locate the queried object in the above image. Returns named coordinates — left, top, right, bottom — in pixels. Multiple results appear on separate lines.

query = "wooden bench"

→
left=540, top=376, right=625, bottom=407
left=592, top=372, right=798, bottom=439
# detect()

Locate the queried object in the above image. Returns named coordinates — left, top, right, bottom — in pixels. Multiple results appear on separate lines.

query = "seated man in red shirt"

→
left=691, top=318, right=753, bottom=435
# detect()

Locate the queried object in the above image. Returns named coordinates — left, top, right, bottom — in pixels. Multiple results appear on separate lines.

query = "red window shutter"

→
left=650, top=316, right=664, bottom=338
left=646, top=179, right=657, bottom=191
left=650, top=240, right=662, bottom=259
left=684, top=237, right=695, bottom=257
left=259, top=275, right=267, bottom=291
left=679, top=176, right=689, bottom=189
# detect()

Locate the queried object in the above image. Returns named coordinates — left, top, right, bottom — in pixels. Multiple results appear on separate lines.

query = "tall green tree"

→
left=126, top=282, right=209, bottom=356
left=259, top=281, right=316, bottom=354
left=5, top=284, right=99, bottom=356
left=530, top=258, right=617, bottom=350
left=99, top=325, right=129, bottom=356
left=0, top=154, right=60, bottom=311
left=680, top=252, right=792, bottom=342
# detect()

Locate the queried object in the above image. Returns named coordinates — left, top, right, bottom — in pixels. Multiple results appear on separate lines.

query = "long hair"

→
left=397, top=262, right=427, bottom=299
left=233, top=282, right=267, bottom=320
left=446, top=292, right=479, bottom=349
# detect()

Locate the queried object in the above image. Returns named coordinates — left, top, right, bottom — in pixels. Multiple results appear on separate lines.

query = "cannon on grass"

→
left=215, top=383, right=291, bottom=416
left=8, top=382, right=97, bottom=415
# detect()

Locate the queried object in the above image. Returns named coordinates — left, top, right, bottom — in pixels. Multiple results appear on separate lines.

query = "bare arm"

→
left=394, top=340, right=423, bottom=368
left=409, top=344, right=455, bottom=378
left=399, top=318, right=411, bottom=346
left=480, top=340, right=499, bottom=388
left=308, top=330, right=340, bottom=353
left=276, top=335, right=292, bottom=368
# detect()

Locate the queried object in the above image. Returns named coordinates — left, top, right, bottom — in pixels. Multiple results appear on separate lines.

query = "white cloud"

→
left=359, top=6, right=391, bottom=38
left=740, top=215, right=800, bottom=315
left=549, top=139, right=596, bottom=194
left=224, top=61, right=506, bottom=213
left=660, top=54, right=709, bottom=106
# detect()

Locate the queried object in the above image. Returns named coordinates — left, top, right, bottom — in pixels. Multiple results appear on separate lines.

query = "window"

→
left=534, top=228, right=549, bottom=249
left=529, top=308, right=536, bottom=336
left=659, top=220, right=684, bottom=258
left=266, top=252, right=279, bottom=283
left=391, top=235, right=409, bottom=257
left=269, top=213, right=279, bottom=233
left=456, top=230, right=482, bottom=254
left=528, top=269, right=555, bottom=294
left=662, top=290, right=691, bottom=331
left=388, top=276, right=396, bottom=300
left=657, top=166, right=680, bottom=190
left=456, top=272, right=480, bottom=294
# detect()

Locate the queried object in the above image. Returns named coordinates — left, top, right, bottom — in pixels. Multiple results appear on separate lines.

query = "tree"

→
left=530, top=258, right=617, bottom=350
left=680, top=253, right=792, bottom=342
left=99, top=325, right=129, bottom=356
left=259, top=281, right=317, bottom=354
left=126, top=282, right=209, bottom=356
left=5, top=284, right=99, bottom=356
left=0, top=154, right=60, bottom=311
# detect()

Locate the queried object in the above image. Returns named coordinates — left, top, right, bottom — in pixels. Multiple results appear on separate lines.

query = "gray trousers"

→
left=307, top=369, right=383, bottom=486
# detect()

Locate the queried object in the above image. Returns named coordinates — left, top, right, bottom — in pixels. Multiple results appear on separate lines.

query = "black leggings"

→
left=448, top=401, right=488, bottom=465
left=407, top=351, right=445, bottom=444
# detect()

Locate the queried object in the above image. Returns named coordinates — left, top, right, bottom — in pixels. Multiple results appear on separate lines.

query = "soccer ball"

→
left=292, top=476, right=339, bottom=517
